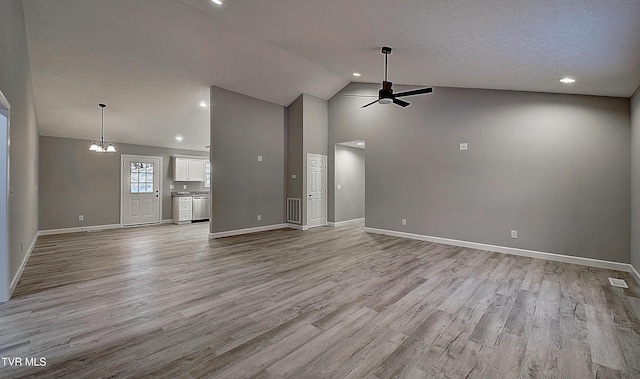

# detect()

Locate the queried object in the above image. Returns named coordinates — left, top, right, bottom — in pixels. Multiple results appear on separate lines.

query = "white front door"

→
left=122, top=155, right=162, bottom=226
left=307, top=154, right=327, bottom=228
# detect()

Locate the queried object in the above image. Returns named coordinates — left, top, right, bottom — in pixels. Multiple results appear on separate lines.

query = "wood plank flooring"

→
left=1, top=222, right=639, bottom=378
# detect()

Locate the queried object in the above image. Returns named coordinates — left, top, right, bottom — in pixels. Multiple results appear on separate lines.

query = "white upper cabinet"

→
left=187, top=159, right=205, bottom=181
left=173, top=155, right=208, bottom=181
left=174, top=157, right=189, bottom=181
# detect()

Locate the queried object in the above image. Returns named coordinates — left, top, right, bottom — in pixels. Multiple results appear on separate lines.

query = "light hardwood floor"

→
left=1, top=222, right=639, bottom=378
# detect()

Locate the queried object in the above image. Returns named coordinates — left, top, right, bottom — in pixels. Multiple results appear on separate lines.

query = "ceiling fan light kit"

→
left=360, top=46, right=433, bottom=108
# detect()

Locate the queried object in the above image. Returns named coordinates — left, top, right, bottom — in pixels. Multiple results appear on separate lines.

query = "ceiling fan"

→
left=354, top=47, right=433, bottom=108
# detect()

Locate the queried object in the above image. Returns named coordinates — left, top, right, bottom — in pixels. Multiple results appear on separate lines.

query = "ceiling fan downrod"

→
left=382, top=46, right=392, bottom=82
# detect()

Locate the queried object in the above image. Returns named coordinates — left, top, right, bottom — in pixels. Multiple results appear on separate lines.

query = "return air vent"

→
left=287, top=198, right=301, bottom=224
left=608, top=278, right=628, bottom=288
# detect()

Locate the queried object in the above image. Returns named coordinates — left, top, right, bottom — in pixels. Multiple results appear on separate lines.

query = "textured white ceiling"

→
left=22, top=0, right=640, bottom=151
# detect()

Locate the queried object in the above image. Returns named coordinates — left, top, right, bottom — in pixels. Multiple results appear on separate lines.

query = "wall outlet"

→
left=460, top=143, right=468, bottom=151
left=511, top=230, right=518, bottom=239
left=169, top=184, right=175, bottom=190
left=291, top=174, right=296, bottom=179
left=258, top=155, right=263, bottom=162
left=257, top=215, right=261, bottom=221
left=337, top=184, right=341, bottom=190
left=183, top=185, right=187, bottom=189
left=79, top=215, right=84, bottom=221
left=402, top=219, right=407, bottom=226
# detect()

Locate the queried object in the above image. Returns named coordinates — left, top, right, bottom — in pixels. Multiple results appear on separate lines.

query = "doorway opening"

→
left=333, top=141, right=365, bottom=227
left=0, top=91, right=9, bottom=301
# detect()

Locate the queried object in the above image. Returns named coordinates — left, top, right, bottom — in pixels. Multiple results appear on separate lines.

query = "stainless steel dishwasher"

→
left=192, top=194, right=211, bottom=221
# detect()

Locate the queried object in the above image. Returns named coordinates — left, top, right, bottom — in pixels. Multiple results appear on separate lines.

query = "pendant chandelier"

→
left=89, top=103, right=116, bottom=153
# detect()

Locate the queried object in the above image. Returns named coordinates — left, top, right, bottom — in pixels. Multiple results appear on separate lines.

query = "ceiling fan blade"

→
left=343, top=94, right=379, bottom=98
left=393, top=98, right=410, bottom=107
left=361, top=99, right=380, bottom=108
left=394, top=87, right=433, bottom=98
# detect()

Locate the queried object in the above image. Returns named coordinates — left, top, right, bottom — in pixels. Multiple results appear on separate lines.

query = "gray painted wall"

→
left=631, top=86, right=640, bottom=272
left=335, top=145, right=365, bottom=222
left=329, top=83, right=631, bottom=263
left=210, top=86, right=285, bottom=233
left=302, top=94, right=328, bottom=225
left=39, top=136, right=208, bottom=230
left=285, top=94, right=328, bottom=226
left=286, top=95, right=304, bottom=207
left=303, top=94, right=328, bottom=155
left=0, top=0, right=40, bottom=293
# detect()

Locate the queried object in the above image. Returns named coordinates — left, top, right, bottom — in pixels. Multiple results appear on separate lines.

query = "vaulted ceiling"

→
left=22, top=0, right=640, bottom=151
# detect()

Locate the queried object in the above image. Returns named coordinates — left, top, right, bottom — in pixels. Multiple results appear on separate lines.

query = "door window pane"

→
left=130, top=162, right=154, bottom=193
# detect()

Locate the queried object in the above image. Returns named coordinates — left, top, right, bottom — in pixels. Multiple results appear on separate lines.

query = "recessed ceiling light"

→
left=352, top=73, right=361, bottom=77
left=560, top=77, right=576, bottom=84
left=211, top=0, right=222, bottom=4
left=199, top=101, right=208, bottom=108
left=176, top=136, right=183, bottom=142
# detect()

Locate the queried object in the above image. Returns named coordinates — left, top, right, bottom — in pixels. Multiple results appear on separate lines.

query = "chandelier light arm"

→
left=90, top=103, right=116, bottom=153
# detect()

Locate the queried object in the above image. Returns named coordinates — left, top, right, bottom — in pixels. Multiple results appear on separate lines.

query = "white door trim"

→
left=0, top=90, right=10, bottom=302
left=120, top=154, right=163, bottom=226
left=307, top=153, right=327, bottom=228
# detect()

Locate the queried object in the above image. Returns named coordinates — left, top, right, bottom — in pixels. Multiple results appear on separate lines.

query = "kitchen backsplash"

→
left=170, top=181, right=209, bottom=192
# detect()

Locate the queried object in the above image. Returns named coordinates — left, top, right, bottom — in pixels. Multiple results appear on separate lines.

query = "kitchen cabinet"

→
left=187, top=159, right=205, bottom=181
left=174, top=158, right=189, bottom=181
left=173, top=156, right=208, bottom=181
left=172, top=196, right=192, bottom=224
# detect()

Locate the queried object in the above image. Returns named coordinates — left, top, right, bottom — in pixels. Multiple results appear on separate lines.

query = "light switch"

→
left=258, top=155, right=263, bottom=162
left=291, top=174, right=297, bottom=179
left=169, top=184, right=175, bottom=190
left=460, top=143, right=468, bottom=151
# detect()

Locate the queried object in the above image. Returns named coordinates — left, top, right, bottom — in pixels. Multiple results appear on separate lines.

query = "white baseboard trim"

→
left=209, top=224, right=288, bottom=239
left=630, top=264, right=640, bottom=285
left=161, top=219, right=173, bottom=224
left=328, top=218, right=365, bottom=227
left=9, top=233, right=38, bottom=296
left=364, top=227, right=633, bottom=273
left=287, top=223, right=308, bottom=230
left=38, top=223, right=122, bottom=236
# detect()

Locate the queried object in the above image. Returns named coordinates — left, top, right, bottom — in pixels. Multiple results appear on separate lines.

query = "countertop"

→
left=171, top=191, right=210, bottom=197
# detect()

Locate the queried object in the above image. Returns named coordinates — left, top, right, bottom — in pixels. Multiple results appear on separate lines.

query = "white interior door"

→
left=307, top=154, right=327, bottom=228
left=122, top=155, right=161, bottom=226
